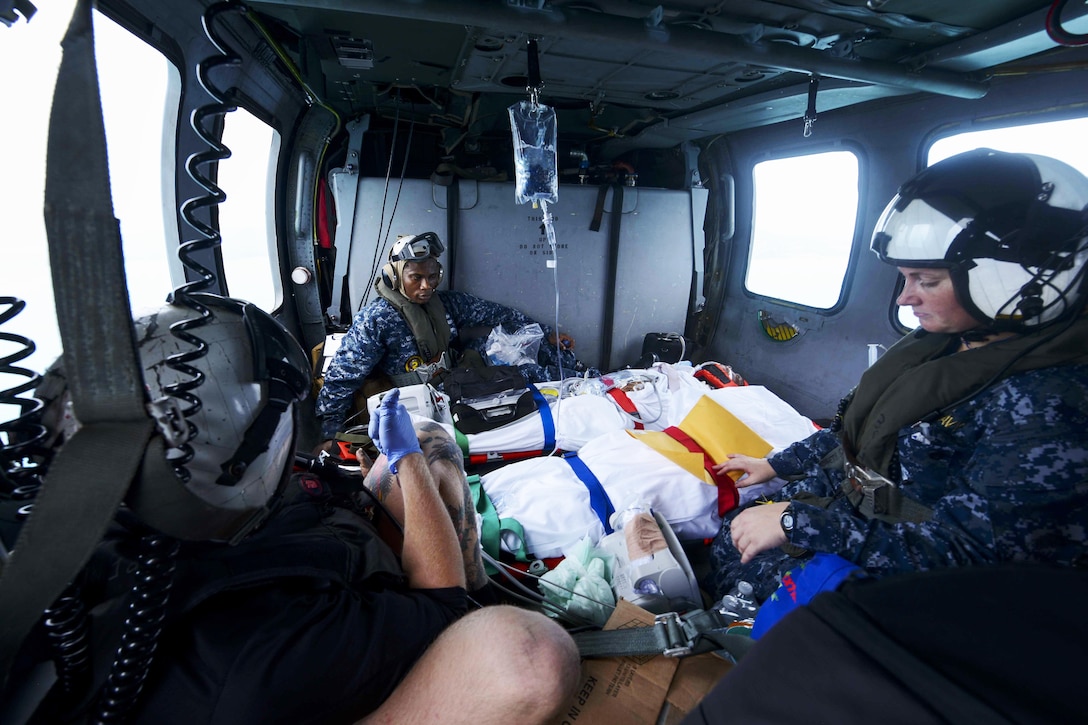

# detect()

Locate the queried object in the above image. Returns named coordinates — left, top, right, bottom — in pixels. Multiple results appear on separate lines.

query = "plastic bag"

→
left=508, top=100, right=558, bottom=205
left=485, top=323, right=544, bottom=367
left=539, top=537, right=616, bottom=626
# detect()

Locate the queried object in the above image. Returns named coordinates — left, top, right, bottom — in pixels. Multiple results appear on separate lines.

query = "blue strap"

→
left=527, top=382, right=555, bottom=453
left=562, top=452, right=615, bottom=534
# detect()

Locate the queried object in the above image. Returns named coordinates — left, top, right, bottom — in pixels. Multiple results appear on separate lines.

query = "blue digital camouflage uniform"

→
left=316, top=290, right=593, bottom=438
left=707, top=364, right=1088, bottom=601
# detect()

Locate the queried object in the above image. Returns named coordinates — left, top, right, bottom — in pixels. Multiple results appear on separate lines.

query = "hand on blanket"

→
left=713, top=454, right=776, bottom=487
left=730, top=501, right=789, bottom=564
left=368, top=389, right=421, bottom=473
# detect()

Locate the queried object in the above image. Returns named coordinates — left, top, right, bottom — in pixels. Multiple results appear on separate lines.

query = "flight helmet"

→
left=871, top=148, right=1088, bottom=330
left=381, top=232, right=445, bottom=292
left=129, top=293, right=310, bottom=543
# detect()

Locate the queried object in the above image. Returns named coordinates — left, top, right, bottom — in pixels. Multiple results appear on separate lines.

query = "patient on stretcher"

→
left=376, top=363, right=818, bottom=561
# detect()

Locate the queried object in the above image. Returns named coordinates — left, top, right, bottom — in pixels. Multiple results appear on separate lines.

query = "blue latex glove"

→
left=368, top=388, right=422, bottom=473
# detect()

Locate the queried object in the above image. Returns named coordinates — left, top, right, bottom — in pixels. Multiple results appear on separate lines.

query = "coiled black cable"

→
left=93, top=534, right=180, bottom=724
left=168, top=1, right=247, bottom=481
left=42, top=584, right=92, bottom=699
left=0, top=297, right=47, bottom=498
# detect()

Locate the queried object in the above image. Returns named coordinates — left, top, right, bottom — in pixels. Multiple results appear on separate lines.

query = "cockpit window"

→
left=746, top=151, right=859, bottom=310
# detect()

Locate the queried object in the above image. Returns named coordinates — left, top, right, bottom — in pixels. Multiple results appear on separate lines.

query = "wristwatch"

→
left=780, top=505, right=796, bottom=535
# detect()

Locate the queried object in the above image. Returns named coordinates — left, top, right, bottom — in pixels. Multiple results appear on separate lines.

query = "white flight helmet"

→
left=871, top=148, right=1088, bottom=331
left=129, top=294, right=310, bottom=543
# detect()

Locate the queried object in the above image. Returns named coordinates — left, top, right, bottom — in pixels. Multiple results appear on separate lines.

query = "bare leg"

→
left=362, top=421, right=488, bottom=590
left=357, top=605, right=581, bottom=725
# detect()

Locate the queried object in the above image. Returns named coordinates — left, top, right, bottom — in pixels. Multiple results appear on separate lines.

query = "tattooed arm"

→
left=363, top=421, right=488, bottom=590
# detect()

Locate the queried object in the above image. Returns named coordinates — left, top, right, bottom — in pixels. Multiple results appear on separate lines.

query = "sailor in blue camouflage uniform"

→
left=317, top=232, right=596, bottom=440
left=707, top=149, right=1088, bottom=601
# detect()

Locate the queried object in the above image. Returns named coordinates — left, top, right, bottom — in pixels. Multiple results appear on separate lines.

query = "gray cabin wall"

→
left=346, top=178, right=703, bottom=373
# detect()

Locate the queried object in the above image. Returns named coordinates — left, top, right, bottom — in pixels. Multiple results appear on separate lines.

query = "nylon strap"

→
left=572, top=609, right=754, bottom=661
left=469, top=476, right=528, bottom=575
left=662, top=426, right=738, bottom=515
left=0, top=0, right=156, bottom=694
left=562, top=453, right=615, bottom=534
left=822, top=446, right=933, bottom=524
left=605, top=387, right=643, bottom=429
left=589, top=184, right=608, bottom=232
left=527, top=382, right=555, bottom=452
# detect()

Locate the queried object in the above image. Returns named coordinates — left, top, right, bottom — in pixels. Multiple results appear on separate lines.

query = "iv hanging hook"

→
left=526, top=37, right=543, bottom=105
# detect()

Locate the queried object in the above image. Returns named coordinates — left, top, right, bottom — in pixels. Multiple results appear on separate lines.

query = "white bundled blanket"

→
left=480, top=385, right=819, bottom=559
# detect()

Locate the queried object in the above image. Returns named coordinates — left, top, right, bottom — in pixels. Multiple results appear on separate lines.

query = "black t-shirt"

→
left=133, top=577, right=465, bottom=724
left=129, top=475, right=467, bottom=724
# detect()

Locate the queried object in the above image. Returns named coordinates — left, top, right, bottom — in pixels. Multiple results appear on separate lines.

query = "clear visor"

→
left=871, top=194, right=970, bottom=265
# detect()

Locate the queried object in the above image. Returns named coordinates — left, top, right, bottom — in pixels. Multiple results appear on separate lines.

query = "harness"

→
left=818, top=446, right=933, bottom=524
left=373, top=279, right=452, bottom=386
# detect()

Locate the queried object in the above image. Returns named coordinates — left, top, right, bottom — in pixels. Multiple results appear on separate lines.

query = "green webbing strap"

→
left=572, top=610, right=754, bottom=662
left=454, top=426, right=470, bottom=459
left=0, top=0, right=156, bottom=695
left=469, top=476, right=528, bottom=575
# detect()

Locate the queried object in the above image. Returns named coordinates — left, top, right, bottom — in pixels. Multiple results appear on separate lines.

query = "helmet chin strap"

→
left=961, top=327, right=1001, bottom=343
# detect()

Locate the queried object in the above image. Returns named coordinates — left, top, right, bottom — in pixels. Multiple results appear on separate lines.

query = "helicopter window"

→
left=2, top=3, right=178, bottom=372
left=893, top=116, right=1088, bottom=329
left=746, top=151, right=859, bottom=310
left=218, top=111, right=281, bottom=312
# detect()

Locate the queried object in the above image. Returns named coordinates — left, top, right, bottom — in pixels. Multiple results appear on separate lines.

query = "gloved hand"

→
left=368, top=388, right=421, bottom=473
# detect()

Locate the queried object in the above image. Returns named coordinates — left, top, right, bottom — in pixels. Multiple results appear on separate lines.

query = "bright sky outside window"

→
left=218, top=112, right=281, bottom=312
left=747, top=151, right=859, bottom=309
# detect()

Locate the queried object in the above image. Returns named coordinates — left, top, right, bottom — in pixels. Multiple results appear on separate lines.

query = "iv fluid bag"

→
left=508, top=100, right=558, bottom=205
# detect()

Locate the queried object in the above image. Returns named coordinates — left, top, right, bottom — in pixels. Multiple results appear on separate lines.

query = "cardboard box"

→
left=551, top=600, right=733, bottom=725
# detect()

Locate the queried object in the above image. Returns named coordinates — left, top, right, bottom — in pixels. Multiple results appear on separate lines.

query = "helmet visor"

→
left=871, top=193, right=969, bottom=267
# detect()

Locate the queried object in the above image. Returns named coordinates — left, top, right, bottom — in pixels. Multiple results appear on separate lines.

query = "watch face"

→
left=781, top=511, right=795, bottom=533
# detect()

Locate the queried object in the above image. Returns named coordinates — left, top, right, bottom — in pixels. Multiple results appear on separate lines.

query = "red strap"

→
left=606, top=387, right=644, bottom=429
left=662, top=426, right=739, bottom=515
left=336, top=441, right=357, bottom=461
left=467, top=449, right=553, bottom=466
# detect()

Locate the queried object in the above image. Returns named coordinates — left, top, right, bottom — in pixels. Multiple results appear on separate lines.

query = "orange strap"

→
left=662, top=426, right=739, bottom=515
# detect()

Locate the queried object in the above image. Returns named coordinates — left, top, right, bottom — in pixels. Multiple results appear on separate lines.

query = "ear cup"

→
left=381, top=262, right=398, bottom=291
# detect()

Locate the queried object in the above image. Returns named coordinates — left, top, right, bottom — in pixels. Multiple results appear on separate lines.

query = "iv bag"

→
left=508, top=100, right=558, bottom=205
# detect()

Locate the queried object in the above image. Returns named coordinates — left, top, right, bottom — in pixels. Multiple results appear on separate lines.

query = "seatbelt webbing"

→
left=562, top=453, right=615, bottom=534
left=662, top=426, right=739, bottom=515
left=0, top=0, right=155, bottom=694
left=572, top=610, right=755, bottom=661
